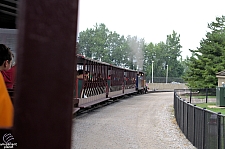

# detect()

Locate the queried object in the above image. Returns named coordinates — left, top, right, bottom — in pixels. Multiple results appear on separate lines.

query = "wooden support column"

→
left=13, top=0, right=79, bottom=149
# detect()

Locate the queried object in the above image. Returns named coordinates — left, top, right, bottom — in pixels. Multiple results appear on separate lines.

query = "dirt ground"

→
left=71, top=92, right=196, bottom=149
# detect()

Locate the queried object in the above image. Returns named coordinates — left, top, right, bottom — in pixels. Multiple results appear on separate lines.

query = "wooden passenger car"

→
left=73, top=54, right=139, bottom=110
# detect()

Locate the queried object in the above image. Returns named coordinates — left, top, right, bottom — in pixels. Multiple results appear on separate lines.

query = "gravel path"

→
left=71, top=92, right=196, bottom=149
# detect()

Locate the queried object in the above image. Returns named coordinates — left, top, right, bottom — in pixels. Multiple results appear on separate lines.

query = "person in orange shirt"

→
left=0, top=44, right=13, bottom=128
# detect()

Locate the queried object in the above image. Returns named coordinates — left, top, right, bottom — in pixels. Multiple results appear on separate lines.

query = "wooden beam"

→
left=13, top=0, right=79, bottom=148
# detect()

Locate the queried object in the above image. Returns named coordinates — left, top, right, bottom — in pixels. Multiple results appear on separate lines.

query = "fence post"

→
left=203, top=107, right=206, bottom=149
left=190, top=89, right=192, bottom=103
left=217, top=112, right=221, bottom=149
left=187, top=102, right=189, bottom=137
left=206, top=88, right=208, bottom=103
left=193, top=105, right=196, bottom=146
left=183, top=99, right=185, bottom=132
left=174, top=91, right=176, bottom=109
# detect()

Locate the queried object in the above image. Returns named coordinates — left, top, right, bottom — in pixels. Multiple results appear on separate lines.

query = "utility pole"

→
left=166, top=64, right=168, bottom=83
left=152, top=61, right=154, bottom=83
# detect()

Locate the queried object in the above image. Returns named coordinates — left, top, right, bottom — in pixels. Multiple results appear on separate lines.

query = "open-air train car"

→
left=73, top=54, right=146, bottom=111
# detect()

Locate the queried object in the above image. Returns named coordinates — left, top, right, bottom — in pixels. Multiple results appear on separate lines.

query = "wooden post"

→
left=13, top=0, right=79, bottom=148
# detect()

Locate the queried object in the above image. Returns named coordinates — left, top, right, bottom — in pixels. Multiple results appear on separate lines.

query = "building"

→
left=216, top=70, right=225, bottom=87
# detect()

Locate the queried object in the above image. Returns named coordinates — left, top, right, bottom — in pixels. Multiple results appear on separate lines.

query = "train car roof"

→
left=77, top=54, right=142, bottom=72
left=0, top=0, right=18, bottom=29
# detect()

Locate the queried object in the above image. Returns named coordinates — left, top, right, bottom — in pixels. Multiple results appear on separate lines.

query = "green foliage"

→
left=143, top=31, right=184, bottom=81
left=78, top=23, right=185, bottom=81
left=77, top=28, right=95, bottom=57
left=165, top=31, right=184, bottom=77
left=184, top=16, right=225, bottom=88
left=78, top=23, right=109, bottom=60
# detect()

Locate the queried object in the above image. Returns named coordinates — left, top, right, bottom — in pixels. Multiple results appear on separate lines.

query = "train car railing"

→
left=77, top=78, right=108, bottom=108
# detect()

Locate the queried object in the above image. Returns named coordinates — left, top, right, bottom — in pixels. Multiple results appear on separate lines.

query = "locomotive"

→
left=73, top=54, right=147, bottom=113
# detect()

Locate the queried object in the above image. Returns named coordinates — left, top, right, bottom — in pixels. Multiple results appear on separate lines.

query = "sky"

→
left=78, top=0, right=225, bottom=58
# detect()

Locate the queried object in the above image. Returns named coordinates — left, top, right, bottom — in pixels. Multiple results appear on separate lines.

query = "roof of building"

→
left=216, top=70, right=225, bottom=76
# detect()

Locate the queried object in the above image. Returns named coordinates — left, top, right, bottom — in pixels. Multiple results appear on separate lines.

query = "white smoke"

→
left=128, top=36, right=144, bottom=71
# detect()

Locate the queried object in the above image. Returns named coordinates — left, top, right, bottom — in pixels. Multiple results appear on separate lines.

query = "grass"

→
left=180, top=95, right=216, bottom=99
left=195, top=102, right=225, bottom=115
left=192, top=96, right=216, bottom=99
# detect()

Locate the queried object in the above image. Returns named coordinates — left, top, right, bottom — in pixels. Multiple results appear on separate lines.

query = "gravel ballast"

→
left=71, top=92, right=196, bottom=149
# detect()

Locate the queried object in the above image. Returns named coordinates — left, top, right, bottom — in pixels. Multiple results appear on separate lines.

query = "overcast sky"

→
left=78, top=0, right=225, bottom=58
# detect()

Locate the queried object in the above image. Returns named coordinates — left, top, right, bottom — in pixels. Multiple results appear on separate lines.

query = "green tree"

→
left=106, top=32, right=127, bottom=66
left=165, top=30, right=184, bottom=78
left=92, top=23, right=109, bottom=61
left=78, top=28, right=95, bottom=57
left=143, top=42, right=154, bottom=81
left=143, top=41, right=168, bottom=82
left=78, top=23, right=110, bottom=60
left=143, top=31, right=184, bottom=82
left=78, top=23, right=131, bottom=67
left=184, top=16, right=225, bottom=88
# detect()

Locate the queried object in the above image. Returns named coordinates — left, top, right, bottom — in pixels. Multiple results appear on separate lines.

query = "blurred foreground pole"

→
left=13, top=0, right=79, bottom=149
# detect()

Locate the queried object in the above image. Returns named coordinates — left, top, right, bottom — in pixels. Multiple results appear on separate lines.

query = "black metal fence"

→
left=174, top=89, right=225, bottom=149
left=175, top=88, right=216, bottom=104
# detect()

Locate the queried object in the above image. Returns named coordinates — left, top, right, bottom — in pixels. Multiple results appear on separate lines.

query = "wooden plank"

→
left=109, top=94, right=124, bottom=99
left=73, top=108, right=80, bottom=114
left=79, top=98, right=110, bottom=108
left=125, top=91, right=137, bottom=94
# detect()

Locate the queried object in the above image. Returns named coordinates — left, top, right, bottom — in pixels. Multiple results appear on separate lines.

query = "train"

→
left=0, top=30, right=149, bottom=114
left=73, top=54, right=148, bottom=113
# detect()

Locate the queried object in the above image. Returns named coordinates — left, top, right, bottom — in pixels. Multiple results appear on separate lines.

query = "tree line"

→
left=77, top=23, right=184, bottom=83
left=77, top=16, right=225, bottom=88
